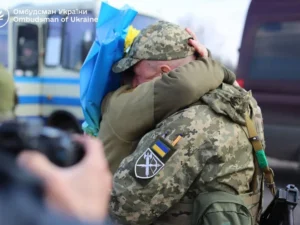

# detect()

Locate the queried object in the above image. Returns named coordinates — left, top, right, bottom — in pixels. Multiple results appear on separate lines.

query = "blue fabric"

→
left=80, top=2, right=138, bottom=136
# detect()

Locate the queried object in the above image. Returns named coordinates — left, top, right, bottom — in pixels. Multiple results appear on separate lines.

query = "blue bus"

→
left=0, top=0, right=161, bottom=132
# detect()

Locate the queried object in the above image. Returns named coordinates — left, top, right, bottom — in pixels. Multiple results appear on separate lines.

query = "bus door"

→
left=61, top=11, right=95, bottom=71
left=13, top=21, right=43, bottom=120
left=14, top=22, right=39, bottom=76
left=44, top=14, right=64, bottom=68
left=40, top=11, right=95, bottom=122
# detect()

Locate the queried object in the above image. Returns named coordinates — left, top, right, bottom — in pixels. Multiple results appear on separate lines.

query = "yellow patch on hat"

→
left=124, top=25, right=140, bottom=53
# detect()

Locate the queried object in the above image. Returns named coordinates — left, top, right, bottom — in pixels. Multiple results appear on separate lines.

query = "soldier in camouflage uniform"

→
left=109, top=21, right=264, bottom=225
left=99, top=31, right=236, bottom=174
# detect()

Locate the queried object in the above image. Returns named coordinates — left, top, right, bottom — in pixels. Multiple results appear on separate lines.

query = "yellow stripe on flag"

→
left=152, top=144, right=166, bottom=157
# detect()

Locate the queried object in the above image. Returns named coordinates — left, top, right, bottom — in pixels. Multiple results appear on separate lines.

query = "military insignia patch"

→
left=135, top=148, right=165, bottom=179
left=133, top=135, right=180, bottom=185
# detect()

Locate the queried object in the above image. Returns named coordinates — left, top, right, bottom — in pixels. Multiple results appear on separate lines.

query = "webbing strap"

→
left=241, top=192, right=261, bottom=225
left=245, top=112, right=276, bottom=196
left=241, top=192, right=261, bottom=206
left=251, top=157, right=260, bottom=195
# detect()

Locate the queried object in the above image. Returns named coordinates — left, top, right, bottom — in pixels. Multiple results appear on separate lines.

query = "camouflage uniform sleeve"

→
left=222, top=67, right=236, bottom=85
left=109, top=119, right=217, bottom=225
left=204, top=49, right=236, bottom=85
left=100, top=81, right=155, bottom=141
left=153, top=58, right=225, bottom=123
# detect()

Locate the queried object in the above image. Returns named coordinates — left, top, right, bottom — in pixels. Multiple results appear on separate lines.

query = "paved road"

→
left=262, top=167, right=300, bottom=225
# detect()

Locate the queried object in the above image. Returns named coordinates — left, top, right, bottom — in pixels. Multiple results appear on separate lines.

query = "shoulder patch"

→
left=133, top=135, right=178, bottom=185
left=135, top=148, right=164, bottom=179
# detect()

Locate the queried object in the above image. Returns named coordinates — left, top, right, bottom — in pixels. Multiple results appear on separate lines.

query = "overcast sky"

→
left=1, top=0, right=251, bottom=67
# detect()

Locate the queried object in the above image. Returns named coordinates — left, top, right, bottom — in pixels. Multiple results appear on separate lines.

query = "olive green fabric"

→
left=192, top=191, right=253, bottom=225
left=99, top=58, right=236, bottom=173
left=0, top=64, right=16, bottom=122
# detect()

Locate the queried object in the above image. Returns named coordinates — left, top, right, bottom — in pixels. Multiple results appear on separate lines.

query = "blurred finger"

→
left=185, top=28, right=198, bottom=41
left=17, top=151, right=58, bottom=180
left=188, top=39, right=206, bottom=57
left=72, top=134, right=85, bottom=143
left=73, top=135, right=108, bottom=169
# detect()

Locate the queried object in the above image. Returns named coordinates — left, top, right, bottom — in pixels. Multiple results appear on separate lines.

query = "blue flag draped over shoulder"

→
left=80, top=2, right=138, bottom=136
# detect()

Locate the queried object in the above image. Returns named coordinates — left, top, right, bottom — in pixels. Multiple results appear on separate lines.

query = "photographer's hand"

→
left=17, top=135, right=112, bottom=223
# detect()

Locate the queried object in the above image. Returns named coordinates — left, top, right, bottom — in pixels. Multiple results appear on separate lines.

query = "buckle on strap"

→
left=249, top=136, right=260, bottom=142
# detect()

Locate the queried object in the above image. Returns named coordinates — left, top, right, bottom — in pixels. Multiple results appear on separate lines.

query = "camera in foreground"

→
left=0, top=120, right=84, bottom=167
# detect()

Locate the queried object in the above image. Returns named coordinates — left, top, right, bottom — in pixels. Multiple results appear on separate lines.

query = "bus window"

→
left=81, top=30, right=93, bottom=63
left=42, top=23, right=47, bottom=49
left=42, top=23, right=47, bottom=62
left=15, top=24, right=39, bottom=76
left=0, top=15, right=8, bottom=67
left=61, top=12, right=95, bottom=71
left=131, top=14, right=159, bottom=30
left=250, top=21, right=300, bottom=80
left=44, top=14, right=64, bottom=67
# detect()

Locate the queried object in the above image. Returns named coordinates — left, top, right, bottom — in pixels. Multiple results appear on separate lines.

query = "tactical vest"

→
left=190, top=112, right=276, bottom=225
left=153, top=112, right=275, bottom=225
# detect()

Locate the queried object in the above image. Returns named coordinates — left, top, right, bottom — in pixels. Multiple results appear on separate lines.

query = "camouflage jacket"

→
left=109, top=83, right=265, bottom=225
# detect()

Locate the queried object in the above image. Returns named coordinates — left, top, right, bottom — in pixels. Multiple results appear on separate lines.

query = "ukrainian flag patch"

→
left=151, top=139, right=170, bottom=157
left=150, top=136, right=175, bottom=158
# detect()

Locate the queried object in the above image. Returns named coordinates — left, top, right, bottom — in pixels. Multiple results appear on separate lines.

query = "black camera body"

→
left=0, top=120, right=84, bottom=167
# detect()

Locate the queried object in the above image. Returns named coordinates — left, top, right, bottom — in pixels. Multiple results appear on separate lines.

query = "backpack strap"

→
left=244, top=112, right=276, bottom=196
left=192, top=191, right=253, bottom=225
left=240, top=179, right=264, bottom=225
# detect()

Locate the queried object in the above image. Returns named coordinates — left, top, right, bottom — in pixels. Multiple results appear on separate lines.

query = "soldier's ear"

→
left=160, top=65, right=171, bottom=73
